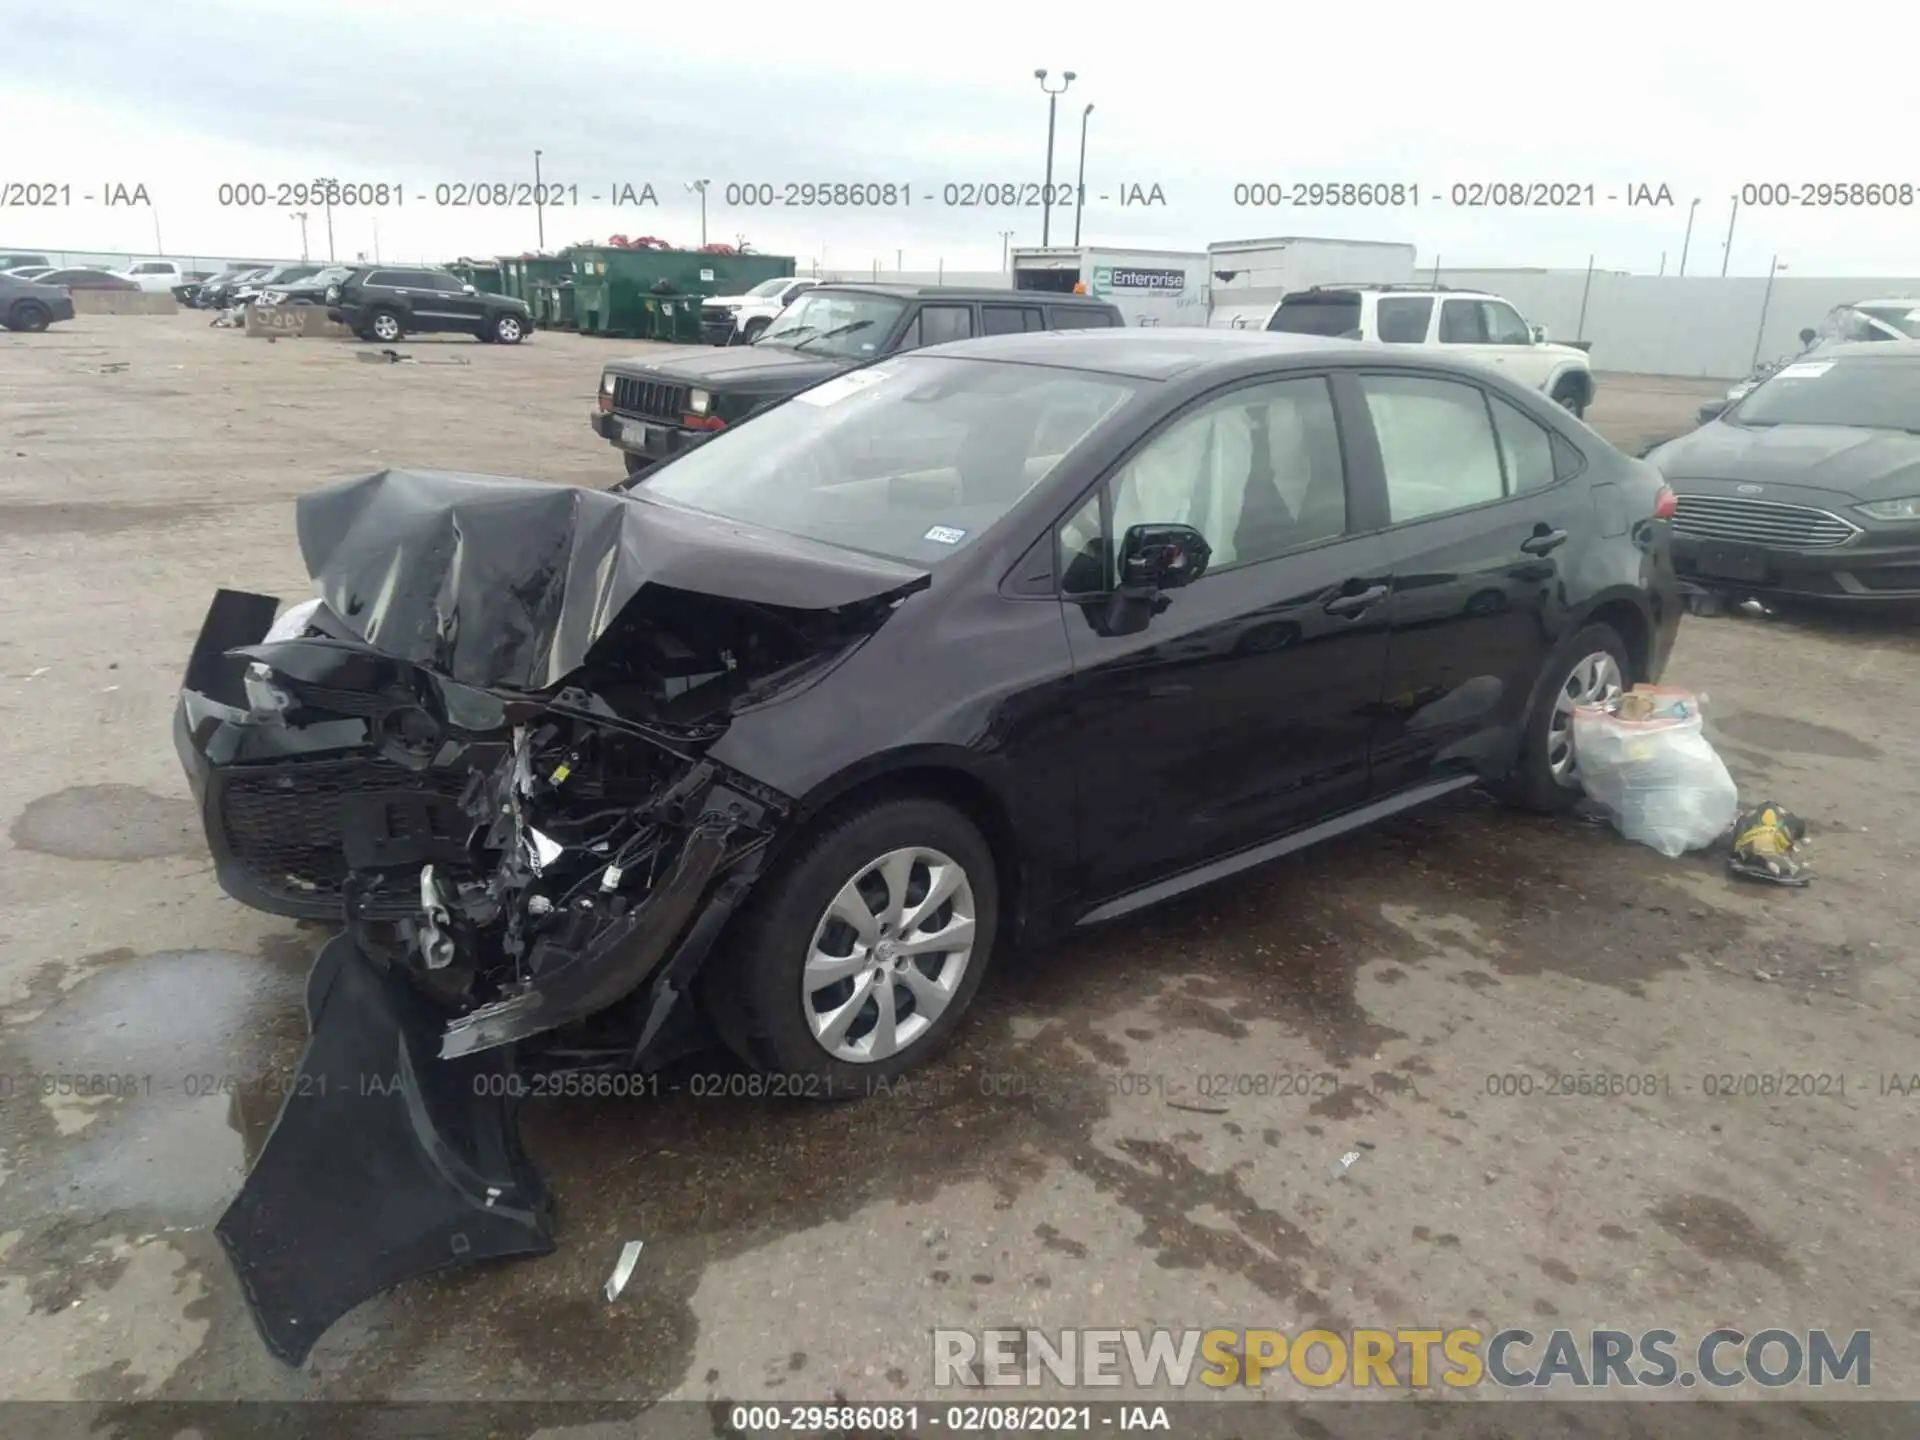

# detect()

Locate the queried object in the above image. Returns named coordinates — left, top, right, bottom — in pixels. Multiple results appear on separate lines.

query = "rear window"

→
left=1047, top=306, right=1119, bottom=329
left=1267, top=292, right=1362, bottom=338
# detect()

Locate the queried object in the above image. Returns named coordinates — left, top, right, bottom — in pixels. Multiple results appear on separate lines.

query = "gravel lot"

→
left=1, top=316, right=1915, bottom=1430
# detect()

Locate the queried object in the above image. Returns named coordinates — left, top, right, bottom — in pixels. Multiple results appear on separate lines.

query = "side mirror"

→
left=1697, top=399, right=1730, bottom=424
left=462, top=284, right=477, bottom=294
left=1531, top=325, right=1547, bottom=343
left=1117, top=523, right=1212, bottom=593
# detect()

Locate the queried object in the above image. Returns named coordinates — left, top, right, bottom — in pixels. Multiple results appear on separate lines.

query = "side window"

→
left=1047, top=307, right=1110, bottom=329
left=1375, top=297, right=1434, bottom=343
left=1360, top=374, right=1506, bottom=522
left=781, top=282, right=810, bottom=305
left=982, top=305, right=1044, bottom=335
left=1057, top=377, right=1346, bottom=591
left=365, top=271, right=402, bottom=288
left=133, top=263, right=167, bottom=274
left=1437, top=299, right=1487, bottom=344
left=899, top=304, right=975, bottom=350
left=1488, top=394, right=1557, bottom=493
left=1481, top=301, right=1534, bottom=345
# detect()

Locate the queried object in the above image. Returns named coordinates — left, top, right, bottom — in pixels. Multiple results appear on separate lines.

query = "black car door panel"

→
left=1057, top=374, right=1393, bottom=901
left=1348, top=371, right=1587, bottom=793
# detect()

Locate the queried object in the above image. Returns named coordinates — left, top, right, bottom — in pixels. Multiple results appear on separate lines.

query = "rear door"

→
left=1347, top=370, right=1591, bottom=793
left=1058, top=373, right=1394, bottom=901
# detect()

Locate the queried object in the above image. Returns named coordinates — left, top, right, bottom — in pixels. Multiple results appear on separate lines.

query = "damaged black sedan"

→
left=176, top=330, right=1679, bottom=1363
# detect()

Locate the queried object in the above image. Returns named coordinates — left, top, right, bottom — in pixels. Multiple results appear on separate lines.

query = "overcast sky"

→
left=4, top=0, right=1917, bottom=276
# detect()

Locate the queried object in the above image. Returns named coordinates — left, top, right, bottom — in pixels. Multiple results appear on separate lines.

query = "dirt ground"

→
left=0, top=316, right=1915, bottom=1432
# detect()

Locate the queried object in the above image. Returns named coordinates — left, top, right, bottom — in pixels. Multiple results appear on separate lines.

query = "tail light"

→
left=1653, top=486, right=1677, bottom=520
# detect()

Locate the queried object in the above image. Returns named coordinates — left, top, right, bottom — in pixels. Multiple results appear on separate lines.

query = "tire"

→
left=620, top=450, right=656, bottom=482
left=366, top=307, right=404, bottom=343
left=1495, top=622, right=1630, bottom=813
left=1552, top=376, right=1588, bottom=419
left=7, top=301, right=51, bottom=334
left=492, top=312, right=526, bottom=345
left=741, top=317, right=769, bottom=343
left=702, top=795, right=1000, bottom=1098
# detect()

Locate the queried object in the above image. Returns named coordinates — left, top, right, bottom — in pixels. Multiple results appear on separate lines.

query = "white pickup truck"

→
left=699, top=276, right=821, bottom=344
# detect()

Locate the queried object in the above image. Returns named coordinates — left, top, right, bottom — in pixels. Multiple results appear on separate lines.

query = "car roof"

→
left=1283, top=284, right=1489, bottom=299
left=910, top=327, right=1387, bottom=379
left=809, top=282, right=1114, bottom=305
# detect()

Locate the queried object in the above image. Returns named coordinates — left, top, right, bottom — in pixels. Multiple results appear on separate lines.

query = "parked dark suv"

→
left=326, top=265, right=534, bottom=344
left=592, top=282, right=1124, bottom=478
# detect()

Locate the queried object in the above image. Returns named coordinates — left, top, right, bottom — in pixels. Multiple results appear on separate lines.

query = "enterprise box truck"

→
left=1010, top=246, right=1212, bottom=328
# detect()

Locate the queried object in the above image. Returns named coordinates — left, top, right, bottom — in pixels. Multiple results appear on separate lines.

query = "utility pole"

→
left=291, top=211, right=309, bottom=261
left=1720, top=195, right=1739, bottom=277
left=1752, top=256, right=1786, bottom=370
left=686, top=180, right=710, bottom=247
left=1678, top=196, right=1700, bottom=276
left=1072, top=103, right=1094, bottom=247
left=1033, top=68, right=1076, bottom=246
left=324, top=192, right=335, bottom=262
left=1000, top=230, right=1014, bottom=269
left=534, top=150, right=545, bottom=250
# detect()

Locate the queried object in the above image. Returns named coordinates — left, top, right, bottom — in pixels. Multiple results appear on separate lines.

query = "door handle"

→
left=1323, top=583, right=1389, bottom=616
left=1520, top=528, right=1569, bottom=556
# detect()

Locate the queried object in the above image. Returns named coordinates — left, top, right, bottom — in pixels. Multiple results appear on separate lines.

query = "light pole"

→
left=999, top=229, right=1014, bottom=269
left=1720, top=194, right=1739, bottom=277
left=1072, top=103, right=1094, bottom=247
left=1677, top=196, right=1699, bottom=276
left=534, top=150, right=545, bottom=250
left=1033, top=68, right=1075, bottom=247
left=291, top=211, right=309, bottom=261
left=1752, top=256, right=1787, bottom=370
left=324, top=189, right=335, bottom=262
left=686, top=180, right=710, bottom=247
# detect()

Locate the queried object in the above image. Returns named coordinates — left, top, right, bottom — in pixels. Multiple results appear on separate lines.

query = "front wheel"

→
left=1495, top=623, right=1630, bottom=813
left=741, top=317, right=770, bottom=344
left=492, top=312, right=526, bottom=344
left=366, top=308, right=404, bottom=343
left=703, top=796, right=999, bottom=1097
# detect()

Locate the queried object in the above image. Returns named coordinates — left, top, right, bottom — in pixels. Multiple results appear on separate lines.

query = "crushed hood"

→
left=296, top=469, right=930, bottom=693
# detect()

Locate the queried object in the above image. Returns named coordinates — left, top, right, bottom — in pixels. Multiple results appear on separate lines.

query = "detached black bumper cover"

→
left=218, top=932, right=552, bottom=1367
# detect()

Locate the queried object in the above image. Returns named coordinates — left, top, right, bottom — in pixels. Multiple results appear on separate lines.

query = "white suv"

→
left=1264, top=285, right=1595, bottom=417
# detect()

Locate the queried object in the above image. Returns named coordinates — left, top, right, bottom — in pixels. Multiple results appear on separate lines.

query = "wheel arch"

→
left=1547, top=364, right=1593, bottom=402
left=1577, top=589, right=1654, bottom=683
left=783, top=747, right=1028, bottom=946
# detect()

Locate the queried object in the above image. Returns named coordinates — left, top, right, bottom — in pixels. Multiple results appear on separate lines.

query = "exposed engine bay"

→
left=173, top=468, right=934, bottom=1364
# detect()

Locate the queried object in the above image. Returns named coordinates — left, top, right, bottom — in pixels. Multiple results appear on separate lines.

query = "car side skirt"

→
left=1074, top=774, right=1481, bottom=926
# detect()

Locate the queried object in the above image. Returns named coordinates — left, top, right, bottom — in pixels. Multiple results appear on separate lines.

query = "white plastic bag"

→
left=1572, top=688, right=1738, bottom=857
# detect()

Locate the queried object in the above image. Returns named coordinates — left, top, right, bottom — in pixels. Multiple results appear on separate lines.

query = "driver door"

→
left=1058, top=375, right=1394, bottom=904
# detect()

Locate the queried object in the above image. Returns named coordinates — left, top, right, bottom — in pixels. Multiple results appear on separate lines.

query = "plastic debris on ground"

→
left=1571, top=685, right=1738, bottom=858
left=1729, top=802, right=1812, bottom=886
left=604, top=1240, right=644, bottom=1302
left=1329, top=1149, right=1365, bottom=1179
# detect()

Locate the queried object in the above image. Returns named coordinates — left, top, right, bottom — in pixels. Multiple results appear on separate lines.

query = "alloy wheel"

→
left=1546, top=651, right=1624, bottom=786
left=497, top=315, right=522, bottom=342
left=801, top=846, right=977, bottom=1064
left=371, top=312, right=401, bottom=342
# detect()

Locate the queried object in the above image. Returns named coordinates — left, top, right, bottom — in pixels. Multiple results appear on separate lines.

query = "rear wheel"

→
left=7, top=301, right=51, bottom=333
left=1497, top=623, right=1629, bottom=813
left=703, top=796, right=999, bottom=1097
left=1552, top=375, right=1588, bottom=418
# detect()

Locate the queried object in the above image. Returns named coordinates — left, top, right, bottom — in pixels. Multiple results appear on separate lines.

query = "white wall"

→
left=1432, top=269, right=1920, bottom=379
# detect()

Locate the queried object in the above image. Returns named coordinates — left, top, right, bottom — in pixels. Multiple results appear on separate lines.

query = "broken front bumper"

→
left=220, top=930, right=553, bottom=1366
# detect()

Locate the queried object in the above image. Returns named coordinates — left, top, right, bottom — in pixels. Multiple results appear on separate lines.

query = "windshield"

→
left=756, top=290, right=907, bottom=358
left=1267, top=293, right=1362, bottom=338
left=1731, top=355, right=1920, bottom=431
left=637, top=356, right=1139, bottom=565
left=745, top=277, right=792, bottom=297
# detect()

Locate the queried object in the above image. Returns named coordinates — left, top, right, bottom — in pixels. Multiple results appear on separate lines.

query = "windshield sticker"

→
left=1774, top=361, right=1834, bottom=380
left=794, top=369, right=891, bottom=406
left=923, top=525, right=967, bottom=545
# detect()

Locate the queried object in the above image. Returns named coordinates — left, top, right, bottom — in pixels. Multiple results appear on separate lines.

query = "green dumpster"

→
left=570, top=247, right=795, bottom=339
left=447, top=260, right=504, bottom=295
